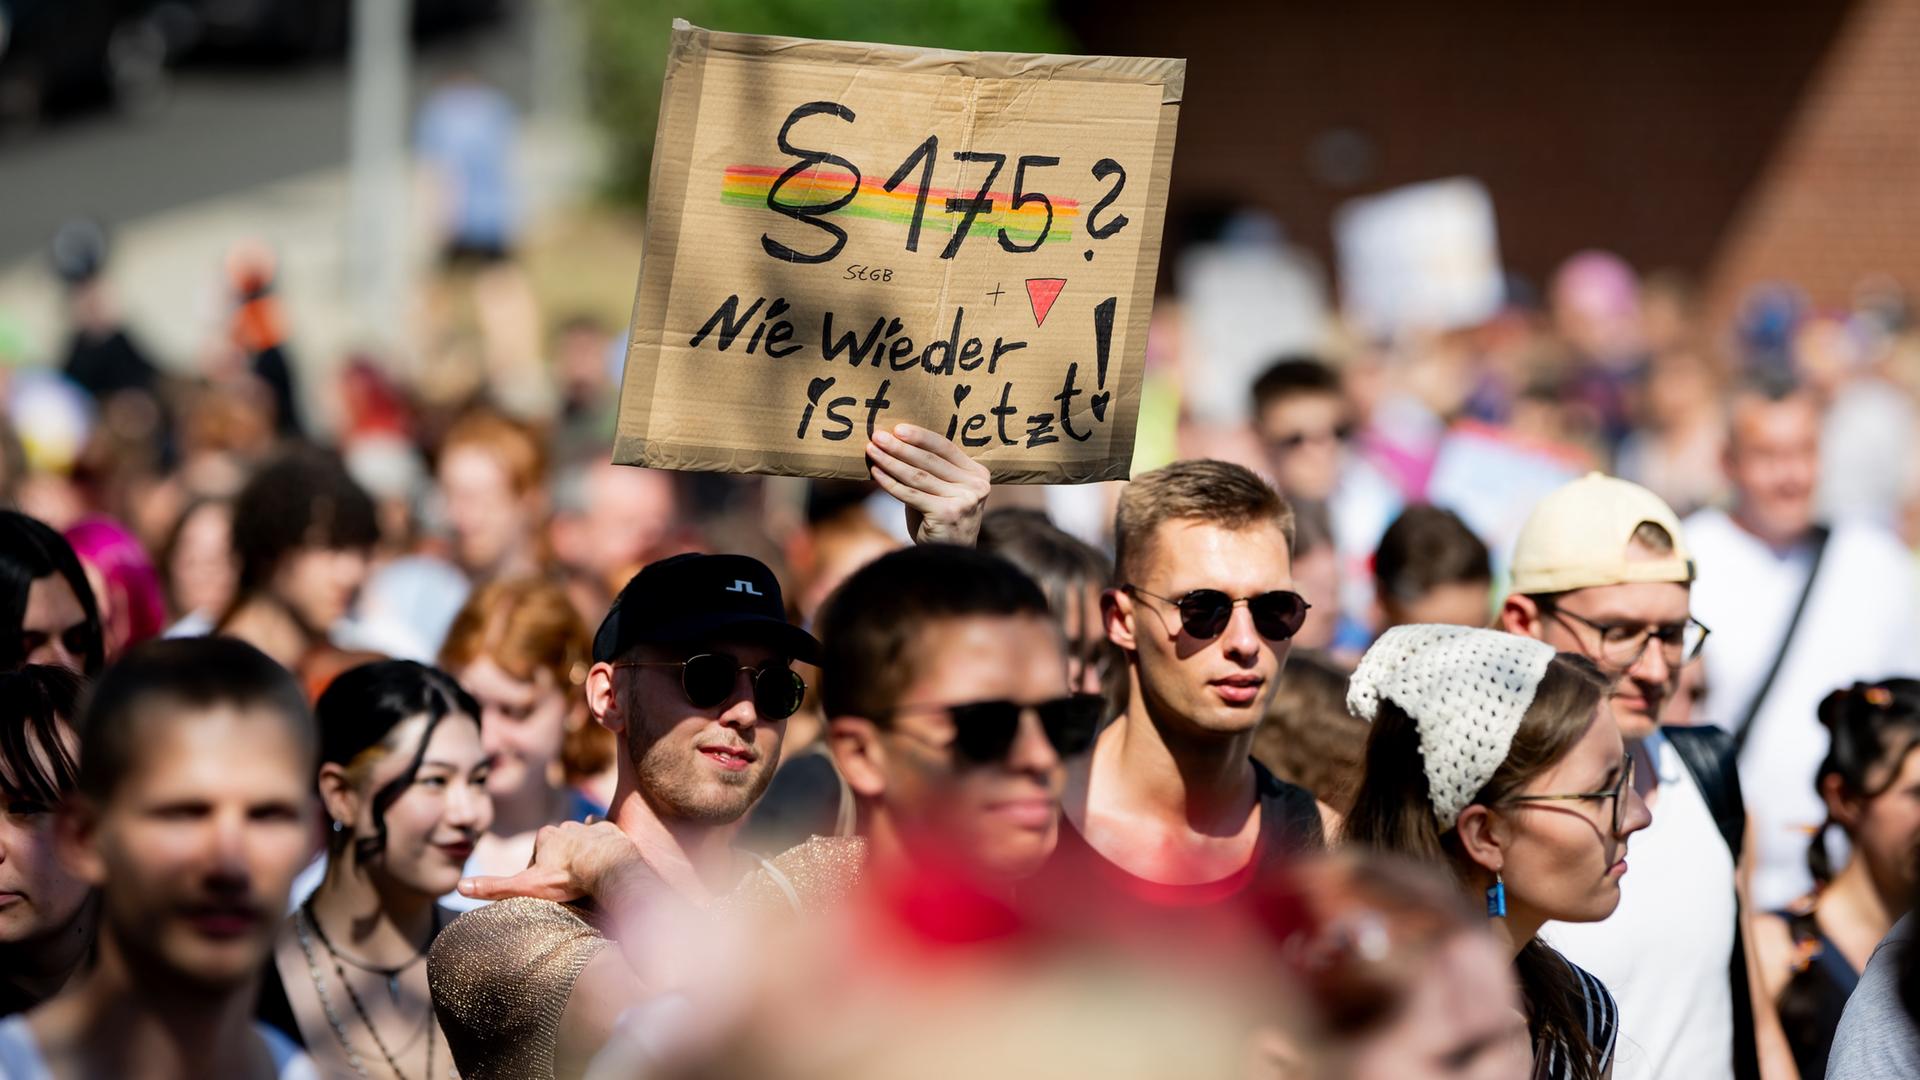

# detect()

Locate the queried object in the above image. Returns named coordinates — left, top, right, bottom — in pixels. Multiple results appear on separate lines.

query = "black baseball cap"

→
left=592, top=552, right=819, bottom=665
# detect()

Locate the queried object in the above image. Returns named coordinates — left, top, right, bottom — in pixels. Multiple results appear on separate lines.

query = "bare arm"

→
left=553, top=948, right=650, bottom=1080
left=1740, top=820, right=1802, bottom=1080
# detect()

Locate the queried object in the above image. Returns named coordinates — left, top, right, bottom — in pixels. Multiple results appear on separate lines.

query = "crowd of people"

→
left=0, top=195, right=1919, bottom=1080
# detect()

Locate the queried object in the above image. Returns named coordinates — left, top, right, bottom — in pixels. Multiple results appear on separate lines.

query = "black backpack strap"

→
left=1732, top=524, right=1831, bottom=755
left=1252, top=758, right=1327, bottom=857
left=1661, top=724, right=1759, bottom=1079
left=1663, top=724, right=1746, bottom=860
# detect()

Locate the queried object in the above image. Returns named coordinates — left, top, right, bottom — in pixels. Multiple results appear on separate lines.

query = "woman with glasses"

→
left=1344, top=625, right=1651, bottom=1080
left=1751, top=679, right=1920, bottom=1080
left=259, top=660, right=492, bottom=1078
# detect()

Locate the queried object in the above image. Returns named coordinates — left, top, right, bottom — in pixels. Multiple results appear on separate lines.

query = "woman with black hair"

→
left=0, top=666, right=92, bottom=1018
left=259, top=660, right=492, bottom=1078
left=217, top=450, right=380, bottom=691
left=1752, top=678, right=1920, bottom=1080
left=0, top=511, right=103, bottom=675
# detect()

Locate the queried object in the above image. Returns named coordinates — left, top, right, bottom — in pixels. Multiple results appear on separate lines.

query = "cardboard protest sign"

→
left=614, top=20, right=1184, bottom=483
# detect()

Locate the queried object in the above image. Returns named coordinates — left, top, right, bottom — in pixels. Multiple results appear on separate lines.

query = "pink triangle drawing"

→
left=1026, top=278, right=1066, bottom=328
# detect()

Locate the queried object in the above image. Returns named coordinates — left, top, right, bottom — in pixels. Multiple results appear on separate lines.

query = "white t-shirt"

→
left=1683, top=509, right=1920, bottom=910
left=0, top=1014, right=317, bottom=1079
left=1543, top=731, right=1737, bottom=1080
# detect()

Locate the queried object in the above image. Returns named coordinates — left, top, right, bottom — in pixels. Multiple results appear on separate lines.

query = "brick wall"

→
left=1706, top=0, right=1920, bottom=324
left=1064, top=0, right=1853, bottom=302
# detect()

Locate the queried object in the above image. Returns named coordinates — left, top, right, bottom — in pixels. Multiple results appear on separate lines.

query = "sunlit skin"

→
left=1256, top=392, right=1348, bottom=503
left=27, top=705, right=314, bottom=1079
left=64, top=704, right=315, bottom=992
left=270, top=546, right=370, bottom=632
left=1342, top=931, right=1534, bottom=1080
left=168, top=501, right=237, bottom=620
left=589, top=636, right=792, bottom=862
left=1076, top=518, right=1294, bottom=885
left=832, top=614, right=1070, bottom=884
left=457, top=655, right=580, bottom=880
left=283, top=713, right=491, bottom=1079
left=1754, top=742, right=1920, bottom=1000
left=1726, top=394, right=1820, bottom=550
left=1111, top=520, right=1294, bottom=739
left=439, top=445, right=541, bottom=581
left=1456, top=703, right=1653, bottom=950
left=20, top=574, right=90, bottom=672
left=0, top=717, right=93, bottom=1010
left=1502, top=574, right=1691, bottom=741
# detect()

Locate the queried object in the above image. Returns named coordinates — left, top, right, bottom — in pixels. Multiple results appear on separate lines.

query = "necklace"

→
left=296, top=904, right=451, bottom=1079
left=303, top=900, right=440, bottom=1003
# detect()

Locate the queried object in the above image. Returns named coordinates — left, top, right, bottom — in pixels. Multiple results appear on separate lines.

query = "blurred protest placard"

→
left=613, top=21, right=1183, bottom=483
left=1335, top=177, right=1503, bottom=339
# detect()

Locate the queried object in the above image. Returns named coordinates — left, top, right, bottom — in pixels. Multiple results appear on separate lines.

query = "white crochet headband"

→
left=1347, top=624, right=1558, bottom=829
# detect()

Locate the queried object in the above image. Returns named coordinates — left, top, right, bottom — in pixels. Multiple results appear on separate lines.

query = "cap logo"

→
left=725, top=579, right=765, bottom=596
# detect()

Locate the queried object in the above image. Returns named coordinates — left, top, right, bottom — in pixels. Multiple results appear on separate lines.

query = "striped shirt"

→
left=1536, top=957, right=1621, bottom=1079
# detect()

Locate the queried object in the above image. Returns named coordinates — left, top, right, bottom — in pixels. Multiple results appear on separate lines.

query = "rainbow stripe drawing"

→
left=720, top=165, right=1080, bottom=246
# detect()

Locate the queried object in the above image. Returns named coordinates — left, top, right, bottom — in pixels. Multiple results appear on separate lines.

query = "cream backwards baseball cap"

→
left=1509, top=473, right=1695, bottom=595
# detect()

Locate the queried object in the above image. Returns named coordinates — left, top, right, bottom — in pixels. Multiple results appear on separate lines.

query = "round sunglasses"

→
left=889, top=694, right=1104, bottom=765
left=1123, top=585, right=1311, bottom=642
left=615, top=653, right=807, bottom=720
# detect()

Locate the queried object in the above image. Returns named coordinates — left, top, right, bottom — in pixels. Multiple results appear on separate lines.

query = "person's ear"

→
left=316, top=763, right=359, bottom=830
left=56, top=796, right=107, bottom=887
left=1453, top=804, right=1510, bottom=878
left=1499, top=593, right=1544, bottom=640
left=587, top=661, right=624, bottom=736
left=1821, top=772, right=1864, bottom=831
left=1103, top=587, right=1139, bottom=652
left=827, top=716, right=889, bottom=800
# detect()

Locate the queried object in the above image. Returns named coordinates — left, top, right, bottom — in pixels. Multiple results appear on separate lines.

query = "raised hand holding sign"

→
left=612, top=21, right=1183, bottom=485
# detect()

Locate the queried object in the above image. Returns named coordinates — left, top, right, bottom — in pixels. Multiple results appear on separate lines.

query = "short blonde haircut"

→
left=1113, top=459, right=1294, bottom=584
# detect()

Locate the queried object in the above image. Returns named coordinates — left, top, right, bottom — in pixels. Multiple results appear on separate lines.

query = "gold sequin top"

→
left=427, top=835, right=866, bottom=1080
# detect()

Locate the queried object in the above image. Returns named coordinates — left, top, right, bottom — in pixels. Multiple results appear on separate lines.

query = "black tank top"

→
left=1773, top=906, right=1862, bottom=1080
left=1041, top=759, right=1324, bottom=908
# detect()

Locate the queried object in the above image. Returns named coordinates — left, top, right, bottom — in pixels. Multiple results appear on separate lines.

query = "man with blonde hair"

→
left=1044, top=459, right=1323, bottom=905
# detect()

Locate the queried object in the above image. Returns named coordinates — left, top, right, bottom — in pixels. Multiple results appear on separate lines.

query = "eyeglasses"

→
left=1123, top=586, right=1311, bottom=642
left=615, top=653, right=807, bottom=720
left=1504, top=751, right=1636, bottom=835
left=1266, top=423, right=1354, bottom=453
left=888, top=694, right=1104, bottom=765
left=1540, top=604, right=1710, bottom=670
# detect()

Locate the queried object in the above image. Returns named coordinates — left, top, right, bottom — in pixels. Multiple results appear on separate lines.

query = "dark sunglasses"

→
left=616, top=653, right=807, bottom=720
left=891, top=694, right=1103, bottom=765
left=1124, top=586, right=1311, bottom=642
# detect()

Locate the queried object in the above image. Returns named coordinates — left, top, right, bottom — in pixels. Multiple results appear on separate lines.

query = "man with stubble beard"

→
left=428, top=552, right=832, bottom=1080
left=0, top=638, right=319, bottom=1079
left=1041, top=460, right=1325, bottom=911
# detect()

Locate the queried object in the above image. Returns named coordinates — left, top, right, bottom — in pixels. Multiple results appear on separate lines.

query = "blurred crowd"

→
left=2, top=77, right=1920, bottom=1080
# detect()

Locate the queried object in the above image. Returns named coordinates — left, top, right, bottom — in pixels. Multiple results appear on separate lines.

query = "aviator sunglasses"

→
left=1123, top=586, right=1312, bottom=642
left=889, top=694, right=1104, bottom=765
left=616, top=653, right=807, bottom=720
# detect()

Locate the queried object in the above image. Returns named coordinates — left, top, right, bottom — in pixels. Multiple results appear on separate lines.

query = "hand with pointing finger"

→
left=865, top=423, right=991, bottom=548
left=457, top=819, right=702, bottom=908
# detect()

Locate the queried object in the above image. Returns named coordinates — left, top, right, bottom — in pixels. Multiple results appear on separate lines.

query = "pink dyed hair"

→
left=64, top=516, right=168, bottom=652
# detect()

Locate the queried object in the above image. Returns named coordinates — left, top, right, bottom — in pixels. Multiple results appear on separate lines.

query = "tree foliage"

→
left=580, top=0, right=1075, bottom=206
